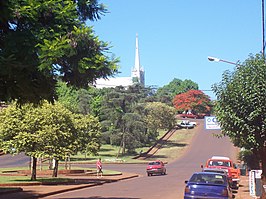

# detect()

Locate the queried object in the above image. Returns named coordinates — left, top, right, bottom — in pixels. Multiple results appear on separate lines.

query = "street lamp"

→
left=207, top=56, right=241, bottom=68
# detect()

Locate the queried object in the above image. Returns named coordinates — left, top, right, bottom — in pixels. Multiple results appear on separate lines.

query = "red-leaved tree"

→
left=172, top=90, right=212, bottom=114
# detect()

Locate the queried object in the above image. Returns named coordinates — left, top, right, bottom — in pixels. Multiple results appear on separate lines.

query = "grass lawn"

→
left=0, top=126, right=197, bottom=184
left=145, top=128, right=197, bottom=163
left=71, top=127, right=197, bottom=164
left=0, top=175, right=72, bottom=184
left=0, top=166, right=121, bottom=184
left=71, top=145, right=149, bottom=164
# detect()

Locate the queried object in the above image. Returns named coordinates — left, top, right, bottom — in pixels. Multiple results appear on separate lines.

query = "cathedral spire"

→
left=134, top=33, right=141, bottom=72
left=131, top=33, right=145, bottom=85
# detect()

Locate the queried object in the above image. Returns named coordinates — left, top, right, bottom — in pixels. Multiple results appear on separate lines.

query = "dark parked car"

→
left=146, top=160, right=166, bottom=176
left=202, top=168, right=235, bottom=189
left=184, top=172, right=233, bottom=199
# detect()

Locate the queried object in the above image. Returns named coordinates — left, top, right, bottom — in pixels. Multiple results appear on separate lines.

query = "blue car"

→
left=184, top=172, right=233, bottom=199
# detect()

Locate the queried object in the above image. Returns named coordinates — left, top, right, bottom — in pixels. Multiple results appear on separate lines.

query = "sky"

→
left=89, top=1, right=262, bottom=99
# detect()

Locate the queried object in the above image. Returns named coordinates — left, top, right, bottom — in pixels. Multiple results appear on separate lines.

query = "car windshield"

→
left=149, top=162, right=160, bottom=165
left=189, top=173, right=226, bottom=185
left=208, top=160, right=231, bottom=167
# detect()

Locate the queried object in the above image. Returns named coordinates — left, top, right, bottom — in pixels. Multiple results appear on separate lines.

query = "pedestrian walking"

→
left=96, top=158, right=103, bottom=178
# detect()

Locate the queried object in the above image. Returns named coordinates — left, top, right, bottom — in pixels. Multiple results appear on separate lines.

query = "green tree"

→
left=56, top=81, right=79, bottom=113
left=77, top=89, right=91, bottom=115
left=0, top=101, right=101, bottom=179
left=212, top=53, right=266, bottom=188
left=35, top=102, right=77, bottom=177
left=99, top=86, right=137, bottom=144
left=144, top=102, right=176, bottom=133
left=155, top=78, right=198, bottom=105
left=118, top=112, right=146, bottom=155
left=0, top=102, right=44, bottom=180
left=0, top=0, right=118, bottom=104
left=72, top=113, right=101, bottom=155
left=38, top=102, right=101, bottom=177
left=99, top=85, right=152, bottom=153
left=56, top=81, right=104, bottom=116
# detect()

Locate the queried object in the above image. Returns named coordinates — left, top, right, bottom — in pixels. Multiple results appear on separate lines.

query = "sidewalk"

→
left=236, top=175, right=252, bottom=199
left=0, top=172, right=139, bottom=199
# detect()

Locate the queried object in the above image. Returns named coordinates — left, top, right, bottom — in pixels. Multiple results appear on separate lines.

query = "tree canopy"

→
left=0, top=0, right=118, bottom=104
left=95, top=84, right=180, bottom=155
left=212, top=53, right=266, bottom=180
left=155, top=78, right=198, bottom=105
left=99, top=85, right=148, bottom=153
left=172, top=89, right=212, bottom=114
left=0, top=101, right=101, bottom=180
left=144, top=102, right=176, bottom=132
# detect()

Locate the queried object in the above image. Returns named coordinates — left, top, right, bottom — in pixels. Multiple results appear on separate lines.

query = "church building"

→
left=95, top=34, right=145, bottom=88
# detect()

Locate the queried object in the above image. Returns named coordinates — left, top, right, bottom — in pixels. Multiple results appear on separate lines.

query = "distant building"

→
left=95, top=34, right=145, bottom=88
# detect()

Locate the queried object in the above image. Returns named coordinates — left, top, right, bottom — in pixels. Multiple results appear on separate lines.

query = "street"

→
left=41, top=119, right=238, bottom=199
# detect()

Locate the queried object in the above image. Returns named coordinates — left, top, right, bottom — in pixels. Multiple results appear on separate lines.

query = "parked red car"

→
left=178, top=113, right=206, bottom=119
left=179, top=113, right=199, bottom=119
left=146, top=160, right=166, bottom=176
left=203, top=156, right=240, bottom=189
left=178, top=112, right=209, bottom=119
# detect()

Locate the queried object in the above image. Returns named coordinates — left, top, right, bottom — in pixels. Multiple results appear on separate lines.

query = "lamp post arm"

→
left=219, top=59, right=239, bottom=66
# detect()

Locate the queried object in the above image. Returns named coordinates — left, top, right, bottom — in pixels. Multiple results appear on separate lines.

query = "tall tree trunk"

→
left=48, top=157, right=53, bottom=170
left=116, top=137, right=122, bottom=158
left=65, top=157, right=68, bottom=170
left=122, top=132, right=125, bottom=155
left=52, top=159, right=59, bottom=177
left=65, top=156, right=70, bottom=170
left=31, top=157, right=37, bottom=181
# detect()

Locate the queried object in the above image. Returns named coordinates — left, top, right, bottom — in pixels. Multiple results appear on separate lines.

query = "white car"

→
left=177, top=120, right=195, bottom=129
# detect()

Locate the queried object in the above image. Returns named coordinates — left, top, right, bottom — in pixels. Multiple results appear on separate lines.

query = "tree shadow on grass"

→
left=99, top=148, right=115, bottom=152
left=148, top=154, right=167, bottom=159
left=98, top=154, right=115, bottom=158
left=162, top=140, right=187, bottom=148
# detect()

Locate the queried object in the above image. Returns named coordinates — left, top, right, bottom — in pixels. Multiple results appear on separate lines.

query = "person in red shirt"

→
left=96, top=158, right=103, bottom=178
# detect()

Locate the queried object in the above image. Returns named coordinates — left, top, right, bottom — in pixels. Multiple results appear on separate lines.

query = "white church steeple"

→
left=134, top=33, right=141, bottom=72
left=95, top=34, right=145, bottom=89
left=132, top=33, right=145, bottom=85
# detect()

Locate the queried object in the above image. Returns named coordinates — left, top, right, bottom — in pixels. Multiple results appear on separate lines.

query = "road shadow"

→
left=0, top=191, right=141, bottom=199
left=0, top=190, right=36, bottom=199
left=55, top=197, right=140, bottom=199
left=70, top=157, right=95, bottom=161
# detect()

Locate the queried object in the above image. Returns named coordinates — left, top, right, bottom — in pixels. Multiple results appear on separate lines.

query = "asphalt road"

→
left=40, top=119, right=238, bottom=199
left=0, top=153, right=30, bottom=168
